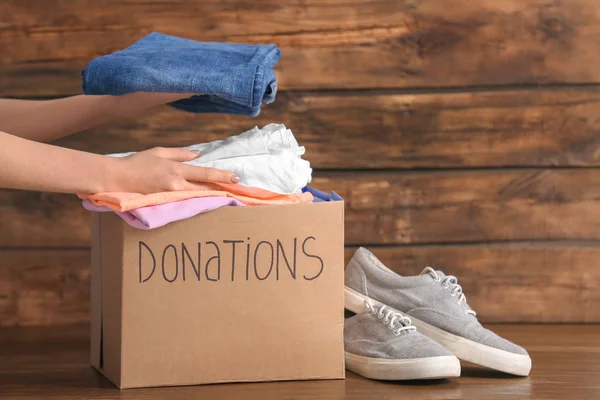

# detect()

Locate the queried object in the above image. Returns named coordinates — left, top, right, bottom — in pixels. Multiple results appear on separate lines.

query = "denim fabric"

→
left=82, top=32, right=280, bottom=116
left=302, top=186, right=343, bottom=202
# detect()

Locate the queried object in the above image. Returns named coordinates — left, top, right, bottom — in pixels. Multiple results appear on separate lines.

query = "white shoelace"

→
left=364, top=301, right=417, bottom=335
left=422, top=266, right=477, bottom=316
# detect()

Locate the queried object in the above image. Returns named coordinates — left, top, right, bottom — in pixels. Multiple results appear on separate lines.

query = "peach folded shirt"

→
left=78, top=182, right=313, bottom=212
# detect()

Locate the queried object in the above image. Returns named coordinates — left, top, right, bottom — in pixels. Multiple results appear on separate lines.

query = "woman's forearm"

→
left=0, top=130, right=238, bottom=195
left=0, top=92, right=193, bottom=142
left=0, top=130, right=122, bottom=194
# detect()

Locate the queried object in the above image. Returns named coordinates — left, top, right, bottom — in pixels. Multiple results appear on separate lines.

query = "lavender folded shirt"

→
left=82, top=197, right=246, bottom=230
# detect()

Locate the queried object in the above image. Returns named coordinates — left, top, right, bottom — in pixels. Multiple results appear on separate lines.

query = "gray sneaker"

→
left=345, top=302, right=461, bottom=380
left=344, top=247, right=532, bottom=376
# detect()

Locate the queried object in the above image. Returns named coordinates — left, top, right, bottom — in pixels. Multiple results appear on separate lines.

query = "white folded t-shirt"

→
left=109, top=123, right=312, bottom=194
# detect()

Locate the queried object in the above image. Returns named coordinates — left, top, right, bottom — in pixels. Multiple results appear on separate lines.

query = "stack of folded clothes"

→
left=80, top=124, right=341, bottom=229
left=80, top=34, right=341, bottom=227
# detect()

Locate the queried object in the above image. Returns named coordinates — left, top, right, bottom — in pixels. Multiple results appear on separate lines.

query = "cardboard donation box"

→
left=89, top=201, right=345, bottom=389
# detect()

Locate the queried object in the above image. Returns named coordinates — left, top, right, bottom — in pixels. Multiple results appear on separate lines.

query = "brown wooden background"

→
left=2, top=0, right=600, bottom=326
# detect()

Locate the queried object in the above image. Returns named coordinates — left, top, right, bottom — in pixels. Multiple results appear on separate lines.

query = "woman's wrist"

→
left=87, top=155, right=130, bottom=194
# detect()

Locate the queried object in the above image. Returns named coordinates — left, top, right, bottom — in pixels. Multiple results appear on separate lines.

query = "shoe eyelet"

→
left=434, top=276, right=441, bottom=282
left=393, top=331, right=401, bottom=336
left=442, top=284, right=449, bottom=289
left=450, top=292, right=457, bottom=297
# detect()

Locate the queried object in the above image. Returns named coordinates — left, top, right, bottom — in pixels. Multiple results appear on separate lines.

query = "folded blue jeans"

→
left=82, top=32, right=280, bottom=116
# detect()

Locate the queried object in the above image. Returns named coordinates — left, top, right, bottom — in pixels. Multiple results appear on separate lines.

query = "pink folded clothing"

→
left=82, top=197, right=246, bottom=230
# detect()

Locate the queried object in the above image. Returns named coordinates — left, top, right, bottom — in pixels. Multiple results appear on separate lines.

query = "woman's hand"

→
left=115, top=147, right=239, bottom=194
left=0, top=131, right=238, bottom=195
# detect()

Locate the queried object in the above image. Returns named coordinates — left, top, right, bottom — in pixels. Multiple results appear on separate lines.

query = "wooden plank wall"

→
left=2, top=0, right=600, bottom=326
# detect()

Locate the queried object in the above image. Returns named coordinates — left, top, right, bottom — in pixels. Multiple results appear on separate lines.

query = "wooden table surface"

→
left=1, top=324, right=599, bottom=399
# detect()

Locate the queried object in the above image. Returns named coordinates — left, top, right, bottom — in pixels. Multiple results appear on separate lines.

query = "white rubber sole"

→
left=345, top=352, right=461, bottom=380
left=345, top=286, right=532, bottom=377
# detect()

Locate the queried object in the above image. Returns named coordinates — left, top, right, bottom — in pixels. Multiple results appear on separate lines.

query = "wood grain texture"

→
left=3, top=324, right=600, bottom=399
left=55, top=89, right=600, bottom=169
left=1, top=324, right=599, bottom=399
left=317, top=169, right=600, bottom=245
left=2, top=169, right=600, bottom=247
left=2, top=244, right=599, bottom=326
left=0, top=189, right=91, bottom=248
left=0, top=250, right=90, bottom=327
left=357, top=244, right=600, bottom=323
left=3, top=0, right=600, bottom=95
left=4, top=323, right=600, bottom=399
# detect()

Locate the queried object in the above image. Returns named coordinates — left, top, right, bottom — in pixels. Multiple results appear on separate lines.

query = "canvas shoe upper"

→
left=344, top=302, right=460, bottom=380
left=344, top=247, right=532, bottom=376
